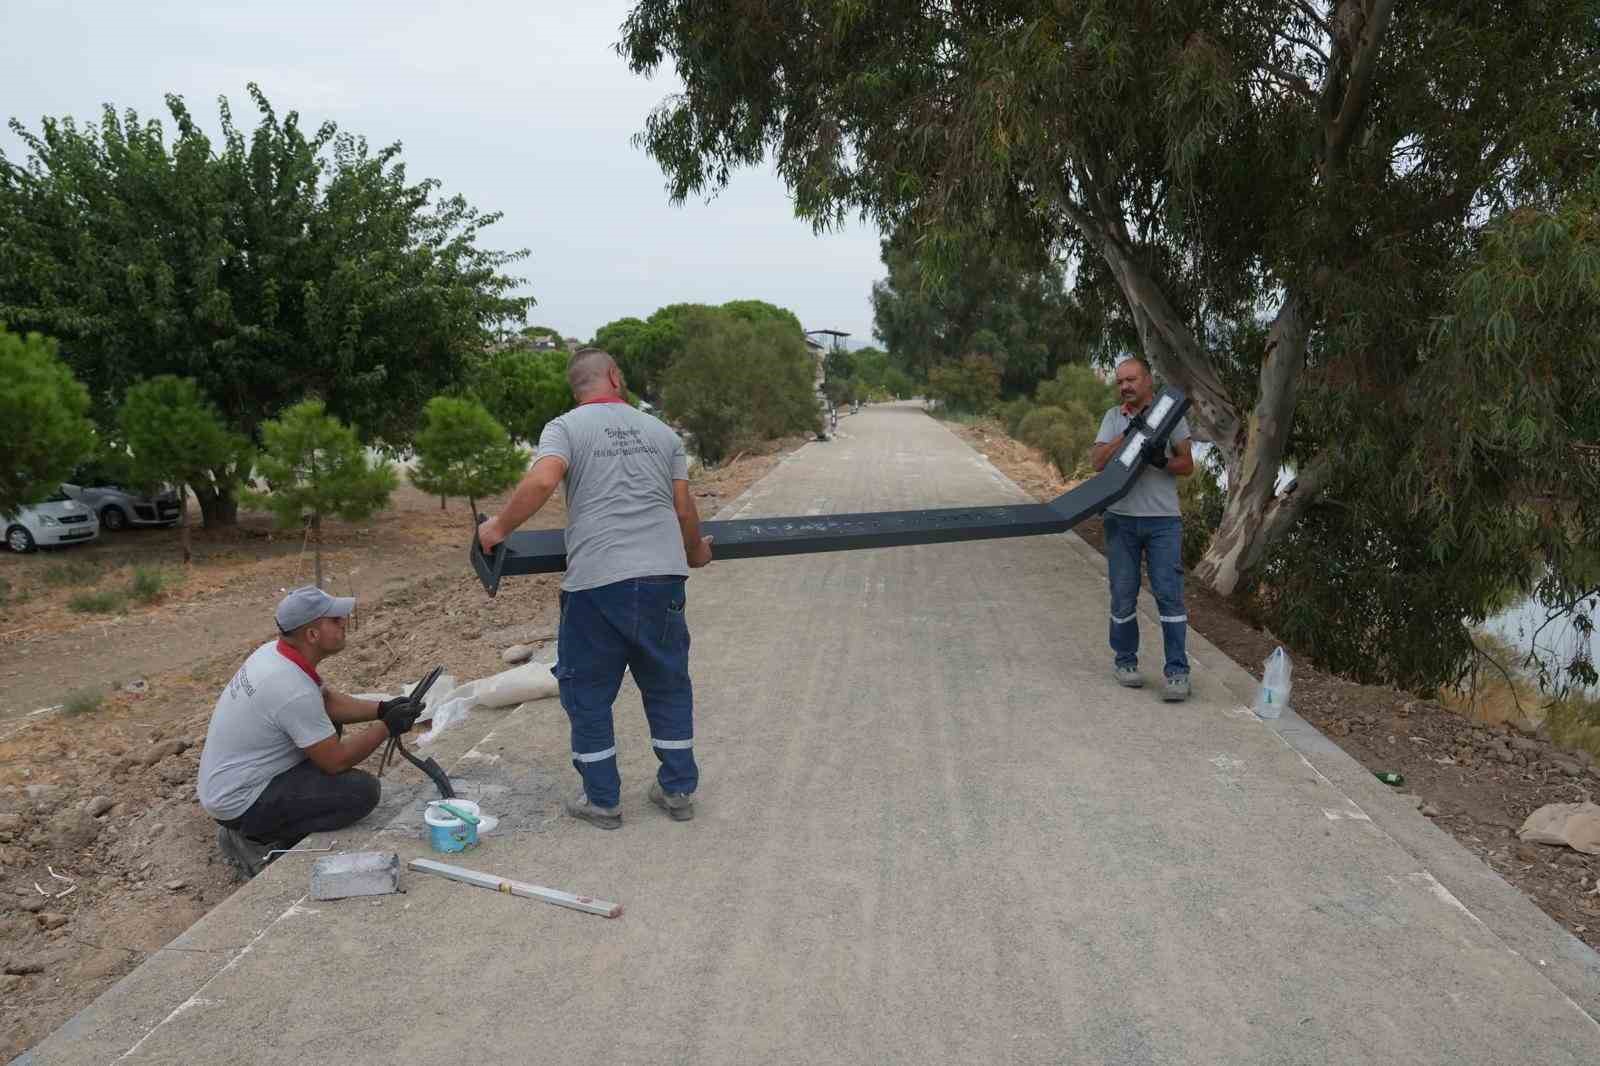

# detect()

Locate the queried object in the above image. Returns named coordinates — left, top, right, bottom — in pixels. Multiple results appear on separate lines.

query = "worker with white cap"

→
left=198, top=585, right=424, bottom=877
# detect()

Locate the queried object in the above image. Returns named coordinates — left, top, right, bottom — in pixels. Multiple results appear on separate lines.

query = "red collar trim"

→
left=579, top=396, right=629, bottom=406
left=275, top=639, right=323, bottom=687
left=1120, top=401, right=1141, bottom=417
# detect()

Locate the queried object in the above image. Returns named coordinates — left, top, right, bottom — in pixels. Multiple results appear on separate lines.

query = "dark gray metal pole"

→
left=471, top=388, right=1189, bottom=596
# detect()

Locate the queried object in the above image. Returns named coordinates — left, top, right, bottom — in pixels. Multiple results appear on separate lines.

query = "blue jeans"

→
left=555, top=576, right=697, bottom=809
left=1103, top=513, right=1189, bottom=678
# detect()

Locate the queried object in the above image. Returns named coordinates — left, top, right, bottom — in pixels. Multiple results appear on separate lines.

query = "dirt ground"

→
left=950, top=419, right=1600, bottom=953
left=0, top=441, right=800, bottom=1062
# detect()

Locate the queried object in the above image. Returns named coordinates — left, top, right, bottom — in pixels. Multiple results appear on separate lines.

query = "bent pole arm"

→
left=470, top=389, right=1190, bottom=597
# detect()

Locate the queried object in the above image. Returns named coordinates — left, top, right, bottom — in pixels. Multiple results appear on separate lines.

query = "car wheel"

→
left=100, top=505, right=128, bottom=531
left=6, top=526, right=35, bottom=553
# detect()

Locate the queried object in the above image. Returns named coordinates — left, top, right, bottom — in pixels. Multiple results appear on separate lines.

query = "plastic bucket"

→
left=424, top=799, right=481, bottom=853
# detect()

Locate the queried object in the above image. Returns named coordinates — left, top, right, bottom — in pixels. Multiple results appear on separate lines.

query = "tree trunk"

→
left=1067, top=188, right=1331, bottom=596
left=312, top=512, right=323, bottom=589
left=468, top=496, right=478, bottom=521
left=1191, top=297, right=1318, bottom=595
left=178, top=484, right=192, bottom=566
left=194, top=483, right=238, bottom=528
left=440, top=494, right=447, bottom=511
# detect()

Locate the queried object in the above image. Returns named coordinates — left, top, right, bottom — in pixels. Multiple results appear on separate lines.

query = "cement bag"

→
left=1519, top=802, right=1600, bottom=855
left=473, top=660, right=560, bottom=708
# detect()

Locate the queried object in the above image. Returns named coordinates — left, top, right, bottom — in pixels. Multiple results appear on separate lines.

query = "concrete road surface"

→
left=20, top=403, right=1600, bottom=1065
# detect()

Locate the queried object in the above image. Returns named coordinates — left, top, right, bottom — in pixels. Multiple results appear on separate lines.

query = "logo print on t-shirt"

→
left=596, top=425, right=660, bottom=460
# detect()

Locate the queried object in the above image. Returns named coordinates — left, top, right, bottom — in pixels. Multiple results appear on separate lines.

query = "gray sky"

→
left=0, top=0, right=886, bottom=344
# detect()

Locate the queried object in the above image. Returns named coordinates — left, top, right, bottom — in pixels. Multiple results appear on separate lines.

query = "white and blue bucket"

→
left=424, top=799, right=481, bottom=853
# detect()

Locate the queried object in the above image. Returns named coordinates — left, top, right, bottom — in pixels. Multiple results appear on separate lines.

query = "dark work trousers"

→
left=555, top=575, right=698, bottom=809
left=218, top=759, right=380, bottom=847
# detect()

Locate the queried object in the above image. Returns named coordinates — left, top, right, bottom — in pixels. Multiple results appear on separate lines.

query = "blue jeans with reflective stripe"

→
left=555, top=576, right=697, bottom=809
left=1103, top=513, right=1189, bottom=678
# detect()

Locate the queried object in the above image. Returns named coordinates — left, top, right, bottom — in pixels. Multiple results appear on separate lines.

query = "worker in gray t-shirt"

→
left=198, top=586, right=425, bottom=878
left=478, top=348, right=712, bottom=830
left=1089, top=356, right=1196, bottom=702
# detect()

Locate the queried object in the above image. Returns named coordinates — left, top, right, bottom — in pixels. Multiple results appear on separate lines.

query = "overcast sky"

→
left=0, top=0, right=886, bottom=344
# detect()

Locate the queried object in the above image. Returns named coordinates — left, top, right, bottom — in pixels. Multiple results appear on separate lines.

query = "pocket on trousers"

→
left=664, top=597, right=688, bottom=650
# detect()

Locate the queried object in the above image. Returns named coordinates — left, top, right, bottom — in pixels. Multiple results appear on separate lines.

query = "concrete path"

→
left=20, top=404, right=1600, bottom=1065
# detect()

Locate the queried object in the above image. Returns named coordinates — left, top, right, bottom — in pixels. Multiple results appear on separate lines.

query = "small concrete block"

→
left=309, top=851, right=401, bottom=900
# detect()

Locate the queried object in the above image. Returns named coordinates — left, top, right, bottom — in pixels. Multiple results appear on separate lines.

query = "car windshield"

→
left=44, top=489, right=70, bottom=502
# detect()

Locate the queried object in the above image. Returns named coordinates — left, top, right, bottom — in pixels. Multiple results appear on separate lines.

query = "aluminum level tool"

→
left=470, top=387, right=1190, bottom=596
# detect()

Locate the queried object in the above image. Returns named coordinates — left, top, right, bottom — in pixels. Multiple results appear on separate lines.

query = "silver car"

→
left=4, top=491, right=100, bottom=552
left=61, top=482, right=181, bottom=531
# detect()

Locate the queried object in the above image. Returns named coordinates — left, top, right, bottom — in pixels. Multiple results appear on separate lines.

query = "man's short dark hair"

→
left=567, top=348, right=617, bottom=393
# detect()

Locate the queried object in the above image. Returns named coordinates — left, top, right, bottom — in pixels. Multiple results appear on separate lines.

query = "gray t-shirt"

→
left=197, top=641, right=336, bottom=820
left=1095, top=406, right=1193, bottom=517
left=537, top=401, right=690, bottom=592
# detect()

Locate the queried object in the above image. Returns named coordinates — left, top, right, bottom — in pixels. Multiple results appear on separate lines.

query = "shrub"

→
left=662, top=310, right=820, bottom=464
left=925, top=353, right=1001, bottom=414
left=43, top=560, right=100, bottom=586
left=1036, top=364, right=1117, bottom=416
left=995, top=398, right=1036, bottom=438
left=128, top=567, right=168, bottom=604
left=1017, top=403, right=1097, bottom=477
left=68, top=589, right=126, bottom=614
left=63, top=688, right=104, bottom=715
left=1178, top=461, right=1226, bottom=570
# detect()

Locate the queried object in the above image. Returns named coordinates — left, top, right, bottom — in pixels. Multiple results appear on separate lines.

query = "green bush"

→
left=128, top=567, right=168, bottom=604
left=925, top=353, right=1001, bottom=414
left=63, top=688, right=104, bottom=715
left=662, top=310, right=820, bottom=464
left=43, top=560, right=100, bottom=587
left=995, top=398, right=1036, bottom=437
left=68, top=589, right=126, bottom=614
left=1017, top=403, right=1097, bottom=477
left=1178, top=461, right=1226, bottom=570
left=1036, top=364, right=1117, bottom=416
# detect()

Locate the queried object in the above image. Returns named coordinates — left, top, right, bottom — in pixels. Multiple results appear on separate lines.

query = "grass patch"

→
left=62, top=688, right=104, bottom=715
left=128, top=566, right=169, bottom=604
left=67, top=588, right=127, bottom=614
left=42, top=559, right=101, bottom=587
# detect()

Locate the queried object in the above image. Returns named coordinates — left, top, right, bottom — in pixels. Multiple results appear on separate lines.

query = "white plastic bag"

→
left=416, top=693, right=475, bottom=746
left=1255, top=647, right=1292, bottom=720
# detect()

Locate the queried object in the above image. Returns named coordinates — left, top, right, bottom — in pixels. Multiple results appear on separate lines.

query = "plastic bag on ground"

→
left=1255, top=647, right=1292, bottom=720
left=415, top=662, right=558, bottom=745
left=473, top=660, right=560, bottom=708
left=416, top=694, right=475, bottom=746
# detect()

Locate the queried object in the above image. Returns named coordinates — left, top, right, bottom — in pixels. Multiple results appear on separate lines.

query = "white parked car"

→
left=4, top=490, right=100, bottom=552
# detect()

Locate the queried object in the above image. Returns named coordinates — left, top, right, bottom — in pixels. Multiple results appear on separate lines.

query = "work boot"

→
left=563, top=791, right=622, bottom=830
left=216, top=825, right=273, bottom=880
left=1163, top=674, right=1191, bottom=703
left=1114, top=664, right=1143, bottom=688
left=648, top=781, right=695, bottom=822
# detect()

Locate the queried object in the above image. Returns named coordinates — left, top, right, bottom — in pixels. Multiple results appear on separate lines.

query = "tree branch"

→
left=1289, top=0, right=1334, bottom=34
left=1324, top=0, right=1396, bottom=168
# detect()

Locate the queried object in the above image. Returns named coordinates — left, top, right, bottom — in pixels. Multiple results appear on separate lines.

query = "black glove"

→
left=1141, top=438, right=1169, bottom=468
left=378, top=696, right=423, bottom=737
